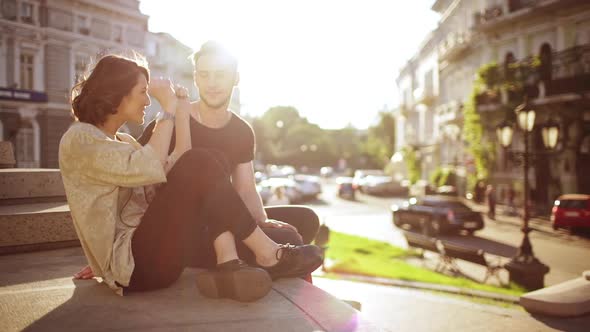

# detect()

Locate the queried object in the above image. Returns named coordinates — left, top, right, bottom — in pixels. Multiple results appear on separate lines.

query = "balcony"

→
left=509, top=0, right=545, bottom=12
left=438, top=31, right=472, bottom=62
left=475, top=45, right=590, bottom=110
left=472, top=5, right=503, bottom=29
left=472, top=0, right=583, bottom=32
left=546, top=45, right=590, bottom=96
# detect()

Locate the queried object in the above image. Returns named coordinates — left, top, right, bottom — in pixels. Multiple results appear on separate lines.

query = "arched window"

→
left=504, top=52, right=516, bottom=81
left=539, top=43, right=552, bottom=82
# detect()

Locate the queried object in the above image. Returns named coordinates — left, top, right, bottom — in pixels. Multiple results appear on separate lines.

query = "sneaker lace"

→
left=276, top=243, right=299, bottom=261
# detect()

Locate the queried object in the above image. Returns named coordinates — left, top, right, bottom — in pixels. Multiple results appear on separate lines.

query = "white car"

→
left=257, top=178, right=303, bottom=204
left=292, top=175, right=322, bottom=199
left=354, top=170, right=408, bottom=196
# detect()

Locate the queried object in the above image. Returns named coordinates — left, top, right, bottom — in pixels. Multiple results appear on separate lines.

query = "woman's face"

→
left=118, top=74, right=151, bottom=125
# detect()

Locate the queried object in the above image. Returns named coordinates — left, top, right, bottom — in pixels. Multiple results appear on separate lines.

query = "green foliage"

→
left=362, top=111, right=396, bottom=169
left=250, top=105, right=394, bottom=170
left=326, top=231, right=526, bottom=296
left=464, top=65, right=497, bottom=189
left=429, top=166, right=457, bottom=187
left=477, top=57, right=541, bottom=93
left=402, top=146, right=420, bottom=185
left=477, top=62, right=500, bottom=90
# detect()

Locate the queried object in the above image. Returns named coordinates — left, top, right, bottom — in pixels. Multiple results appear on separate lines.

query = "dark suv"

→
left=391, top=195, right=484, bottom=236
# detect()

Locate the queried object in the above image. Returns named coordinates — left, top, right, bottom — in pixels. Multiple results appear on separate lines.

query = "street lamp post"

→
left=496, top=98, right=554, bottom=290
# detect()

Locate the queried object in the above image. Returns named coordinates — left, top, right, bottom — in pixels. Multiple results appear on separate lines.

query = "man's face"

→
left=194, top=54, right=238, bottom=109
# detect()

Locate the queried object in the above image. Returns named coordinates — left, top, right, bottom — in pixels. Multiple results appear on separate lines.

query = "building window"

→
left=20, top=53, right=34, bottom=90
left=20, top=1, right=34, bottom=24
left=113, top=25, right=123, bottom=43
left=146, top=40, right=157, bottom=57
left=15, top=123, right=35, bottom=167
left=1, top=0, right=18, bottom=21
left=539, top=43, right=552, bottom=82
left=504, top=52, right=516, bottom=81
left=77, top=15, right=90, bottom=35
left=74, top=54, right=88, bottom=83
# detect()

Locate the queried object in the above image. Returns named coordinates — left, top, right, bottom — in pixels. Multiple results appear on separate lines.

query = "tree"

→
left=362, top=111, right=396, bottom=169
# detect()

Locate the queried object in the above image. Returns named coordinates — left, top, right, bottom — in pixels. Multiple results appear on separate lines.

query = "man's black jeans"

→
left=125, top=148, right=319, bottom=292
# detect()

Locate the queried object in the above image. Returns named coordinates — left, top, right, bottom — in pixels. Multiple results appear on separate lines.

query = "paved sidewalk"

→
left=466, top=201, right=554, bottom=234
left=313, top=277, right=590, bottom=332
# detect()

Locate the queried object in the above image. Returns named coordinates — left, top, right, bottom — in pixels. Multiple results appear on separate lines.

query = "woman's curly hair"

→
left=70, top=54, right=150, bottom=126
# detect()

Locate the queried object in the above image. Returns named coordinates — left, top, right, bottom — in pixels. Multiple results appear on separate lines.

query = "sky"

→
left=139, top=0, right=439, bottom=129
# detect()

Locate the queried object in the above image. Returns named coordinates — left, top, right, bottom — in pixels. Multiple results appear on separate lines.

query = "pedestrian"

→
left=266, top=186, right=291, bottom=206
left=507, top=186, right=517, bottom=216
left=63, top=54, right=323, bottom=302
left=486, top=184, right=496, bottom=220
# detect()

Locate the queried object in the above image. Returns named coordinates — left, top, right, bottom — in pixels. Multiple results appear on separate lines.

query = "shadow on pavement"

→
left=530, top=313, right=590, bottom=332
left=0, top=247, right=86, bottom=287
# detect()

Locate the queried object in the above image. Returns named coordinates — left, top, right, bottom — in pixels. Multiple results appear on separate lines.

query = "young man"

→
left=140, top=41, right=320, bottom=268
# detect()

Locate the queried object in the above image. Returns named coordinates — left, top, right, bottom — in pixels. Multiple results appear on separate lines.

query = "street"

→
left=306, top=179, right=590, bottom=287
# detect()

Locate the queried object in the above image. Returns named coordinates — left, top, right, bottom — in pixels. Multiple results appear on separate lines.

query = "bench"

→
left=403, top=231, right=444, bottom=272
left=439, top=240, right=504, bottom=285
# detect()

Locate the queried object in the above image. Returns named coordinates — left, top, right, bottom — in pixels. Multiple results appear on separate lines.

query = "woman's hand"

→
left=174, top=84, right=191, bottom=117
left=149, top=78, right=177, bottom=113
left=73, top=265, right=94, bottom=280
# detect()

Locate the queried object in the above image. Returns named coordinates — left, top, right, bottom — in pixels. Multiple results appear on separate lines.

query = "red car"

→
left=551, top=194, right=590, bottom=231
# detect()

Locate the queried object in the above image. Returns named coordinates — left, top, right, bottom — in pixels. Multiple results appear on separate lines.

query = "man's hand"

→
left=259, top=219, right=303, bottom=241
left=148, top=78, right=177, bottom=113
left=73, top=265, right=94, bottom=280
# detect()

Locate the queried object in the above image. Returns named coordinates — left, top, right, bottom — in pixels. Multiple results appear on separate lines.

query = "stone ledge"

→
left=520, top=276, right=590, bottom=317
left=0, top=169, right=65, bottom=201
left=0, top=248, right=381, bottom=332
left=0, top=202, right=76, bottom=248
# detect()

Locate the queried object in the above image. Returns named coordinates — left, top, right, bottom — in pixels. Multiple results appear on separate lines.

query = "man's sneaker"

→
left=260, top=244, right=324, bottom=280
left=196, top=259, right=272, bottom=302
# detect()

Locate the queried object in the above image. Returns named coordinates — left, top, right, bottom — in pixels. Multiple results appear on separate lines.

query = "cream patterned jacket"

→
left=59, top=122, right=167, bottom=295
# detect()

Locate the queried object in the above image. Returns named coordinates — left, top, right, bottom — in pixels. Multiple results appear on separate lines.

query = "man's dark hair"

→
left=190, top=40, right=238, bottom=71
left=70, top=54, right=149, bottom=126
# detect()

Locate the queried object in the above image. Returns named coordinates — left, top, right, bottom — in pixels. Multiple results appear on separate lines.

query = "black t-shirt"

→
left=139, top=111, right=255, bottom=171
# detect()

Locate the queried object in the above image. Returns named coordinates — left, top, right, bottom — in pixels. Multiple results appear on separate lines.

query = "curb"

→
left=315, top=272, right=521, bottom=304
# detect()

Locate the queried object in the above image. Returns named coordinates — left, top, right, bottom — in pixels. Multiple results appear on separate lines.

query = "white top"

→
left=59, top=122, right=167, bottom=295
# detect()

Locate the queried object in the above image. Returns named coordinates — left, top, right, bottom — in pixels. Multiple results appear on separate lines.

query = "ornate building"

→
left=395, top=0, right=590, bottom=206
left=0, top=0, right=194, bottom=168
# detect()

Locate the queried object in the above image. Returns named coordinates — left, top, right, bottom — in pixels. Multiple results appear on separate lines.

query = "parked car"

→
left=352, top=169, right=384, bottom=191
left=391, top=195, right=484, bottom=236
left=254, top=171, right=267, bottom=184
left=257, top=178, right=303, bottom=204
left=267, top=165, right=296, bottom=178
left=352, top=169, right=407, bottom=196
left=320, top=166, right=334, bottom=178
left=336, top=176, right=356, bottom=200
left=551, top=194, right=590, bottom=231
left=292, top=175, right=322, bottom=199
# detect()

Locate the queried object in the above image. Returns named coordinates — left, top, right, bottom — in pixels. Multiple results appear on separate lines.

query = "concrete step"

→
left=0, top=247, right=378, bottom=332
left=0, top=202, right=78, bottom=255
left=0, top=169, right=66, bottom=205
left=520, top=274, right=590, bottom=317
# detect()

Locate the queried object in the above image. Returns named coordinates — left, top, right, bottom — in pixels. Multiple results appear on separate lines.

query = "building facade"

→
left=0, top=0, right=195, bottom=168
left=395, top=0, right=590, bottom=207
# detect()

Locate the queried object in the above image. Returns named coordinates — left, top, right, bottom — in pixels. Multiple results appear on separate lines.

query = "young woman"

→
left=59, top=54, right=322, bottom=302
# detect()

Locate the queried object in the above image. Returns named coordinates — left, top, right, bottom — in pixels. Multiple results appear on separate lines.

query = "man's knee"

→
left=264, top=228, right=303, bottom=246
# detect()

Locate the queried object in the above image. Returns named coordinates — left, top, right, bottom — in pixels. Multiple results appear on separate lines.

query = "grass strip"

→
left=323, top=231, right=526, bottom=297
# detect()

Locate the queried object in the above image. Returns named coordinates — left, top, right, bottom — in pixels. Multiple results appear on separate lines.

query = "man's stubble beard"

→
left=199, top=92, right=232, bottom=110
